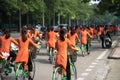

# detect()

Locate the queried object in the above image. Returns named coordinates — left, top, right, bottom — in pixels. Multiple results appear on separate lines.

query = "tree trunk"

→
left=19, top=9, right=22, bottom=32
left=9, top=16, right=12, bottom=32
left=26, top=12, right=29, bottom=27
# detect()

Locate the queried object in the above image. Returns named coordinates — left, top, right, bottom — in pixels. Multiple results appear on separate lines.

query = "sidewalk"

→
left=105, top=33, right=120, bottom=80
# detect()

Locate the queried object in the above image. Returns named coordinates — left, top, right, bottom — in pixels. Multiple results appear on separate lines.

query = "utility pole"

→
left=19, top=9, right=22, bottom=32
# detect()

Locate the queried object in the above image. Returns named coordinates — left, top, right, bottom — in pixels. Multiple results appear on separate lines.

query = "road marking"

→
left=92, top=62, right=97, bottom=65
left=89, top=65, right=95, bottom=68
left=77, top=78, right=84, bottom=80
left=81, top=73, right=89, bottom=76
left=77, top=40, right=117, bottom=80
left=97, top=49, right=108, bottom=60
left=97, top=40, right=116, bottom=60
left=86, top=69, right=92, bottom=71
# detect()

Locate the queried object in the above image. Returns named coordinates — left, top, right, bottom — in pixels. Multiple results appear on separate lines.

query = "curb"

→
left=108, top=37, right=120, bottom=59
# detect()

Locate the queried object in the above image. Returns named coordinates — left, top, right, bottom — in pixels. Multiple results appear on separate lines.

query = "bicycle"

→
left=49, top=48, right=57, bottom=64
left=81, top=43, right=91, bottom=57
left=0, top=58, right=12, bottom=80
left=14, top=53, right=35, bottom=80
left=36, top=41, right=42, bottom=55
left=52, top=55, right=77, bottom=80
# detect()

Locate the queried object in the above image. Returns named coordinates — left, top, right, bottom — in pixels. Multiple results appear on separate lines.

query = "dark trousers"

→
left=28, top=54, right=32, bottom=71
left=66, top=56, right=71, bottom=80
left=100, top=37, right=105, bottom=48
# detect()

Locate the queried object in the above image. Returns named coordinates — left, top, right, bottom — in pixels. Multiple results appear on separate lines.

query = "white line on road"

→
left=77, top=78, right=84, bottom=80
left=86, top=68, right=92, bottom=71
left=96, top=49, right=109, bottom=60
left=92, top=62, right=98, bottom=65
left=97, top=40, right=116, bottom=60
left=89, top=65, right=95, bottom=68
left=81, top=73, right=89, bottom=76
left=77, top=40, right=117, bottom=80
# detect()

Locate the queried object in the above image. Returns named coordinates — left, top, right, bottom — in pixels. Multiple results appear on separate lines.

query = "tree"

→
left=96, top=0, right=120, bottom=16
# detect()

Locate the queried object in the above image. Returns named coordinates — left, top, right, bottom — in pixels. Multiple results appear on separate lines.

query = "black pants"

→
left=100, top=37, right=105, bottom=48
left=28, top=54, right=32, bottom=72
left=66, top=56, right=71, bottom=80
left=8, top=50, right=17, bottom=62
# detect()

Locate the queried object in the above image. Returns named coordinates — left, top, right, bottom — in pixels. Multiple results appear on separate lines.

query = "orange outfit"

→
left=0, top=35, right=18, bottom=53
left=48, top=31, right=57, bottom=49
left=55, top=38, right=76, bottom=72
left=90, top=27, right=94, bottom=39
left=75, top=28, right=80, bottom=35
left=67, top=31, right=71, bottom=39
left=69, top=33, right=79, bottom=46
left=33, top=29, right=40, bottom=38
left=81, top=30, right=92, bottom=44
left=15, top=37, right=38, bottom=70
left=26, top=30, right=32, bottom=38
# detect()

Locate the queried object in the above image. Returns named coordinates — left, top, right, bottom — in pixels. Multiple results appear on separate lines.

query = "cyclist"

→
left=0, top=28, right=18, bottom=76
left=66, top=27, right=80, bottom=80
left=47, top=27, right=58, bottom=58
left=55, top=29, right=77, bottom=80
left=80, top=26, right=93, bottom=55
left=69, top=27, right=80, bottom=45
left=15, top=28, right=38, bottom=80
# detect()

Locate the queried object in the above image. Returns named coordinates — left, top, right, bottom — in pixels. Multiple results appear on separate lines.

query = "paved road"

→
left=4, top=32, right=118, bottom=80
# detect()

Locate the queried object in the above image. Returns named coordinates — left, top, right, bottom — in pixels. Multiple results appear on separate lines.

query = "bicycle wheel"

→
left=31, top=59, right=35, bottom=79
left=81, top=44, right=87, bottom=57
left=15, top=63, right=28, bottom=80
left=70, top=63, right=77, bottom=80
left=49, top=49, right=55, bottom=64
left=52, top=67, right=64, bottom=80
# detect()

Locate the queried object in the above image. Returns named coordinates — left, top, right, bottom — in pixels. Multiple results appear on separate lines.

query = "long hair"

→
left=70, top=27, right=75, bottom=36
left=2, top=28, right=11, bottom=39
left=21, top=28, right=27, bottom=42
left=59, top=29, right=67, bottom=41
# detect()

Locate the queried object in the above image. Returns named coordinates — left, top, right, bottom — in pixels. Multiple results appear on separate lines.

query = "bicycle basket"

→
left=70, top=52, right=77, bottom=62
left=29, top=46, right=37, bottom=59
left=75, top=45, right=81, bottom=53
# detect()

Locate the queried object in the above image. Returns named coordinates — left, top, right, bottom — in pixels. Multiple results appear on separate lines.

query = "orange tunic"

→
left=26, top=30, right=32, bottom=38
left=69, top=33, right=79, bottom=46
left=55, top=38, right=76, bottom=72
left=48, top=31, right=57, bottom=49
left=90, top=27, right=94, bottom=39
left=81, top=30, right=91, bottom=44
left=0, top=35, right=18, bottom=53
left=33, top=29, right=40, bottom=38
left=15, top=37, right=38, bottom=70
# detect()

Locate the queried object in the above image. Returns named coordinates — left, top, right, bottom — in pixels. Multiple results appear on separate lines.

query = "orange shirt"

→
left=26, top=30, right=32, bottom=38
left=69, top=33, right=79, bottom=45
left=48, top=31, right=57, bottom=49
left=55, top=38, right=76, bottom=72
left=90, top=27, right=94, bottom=38
left=33, top=29, right=40, bottom=38
left=75, top=28, right=80, bottom=35
left=15, top=37, right=38, bottom=70
left=67, top=31, right=71, bottom=39
left=0, top=35, right=18, bottom=53
left=81, top=30, right=91, bottom=44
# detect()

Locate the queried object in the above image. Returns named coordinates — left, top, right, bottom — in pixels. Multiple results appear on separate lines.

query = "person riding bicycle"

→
left=47, top=26, right=58, bottom=56
left=80, top=26, right=93, bottom=55
left=15, top=28, right=38, bottom=80
left=69, top=26, right=80, bottom=46
left=55, top=29, right=77, bottom=80
left=0, top=28, right=18, bottom=76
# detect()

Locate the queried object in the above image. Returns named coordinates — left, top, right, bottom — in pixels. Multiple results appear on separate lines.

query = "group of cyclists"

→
left=0, top=24, right=118, bottom=80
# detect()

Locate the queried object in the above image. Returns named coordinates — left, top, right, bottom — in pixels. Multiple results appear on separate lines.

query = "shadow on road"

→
left=35, top=58, right=50, bottom=64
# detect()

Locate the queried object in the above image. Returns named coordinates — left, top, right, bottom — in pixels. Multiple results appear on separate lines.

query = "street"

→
left=5, top=32, right=118, bottom=80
